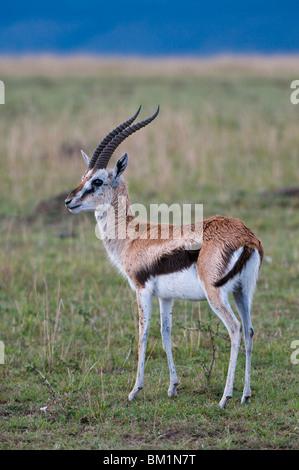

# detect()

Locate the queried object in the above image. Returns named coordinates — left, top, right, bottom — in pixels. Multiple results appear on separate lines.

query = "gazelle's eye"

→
left=93, top=179, right=103, bottom=187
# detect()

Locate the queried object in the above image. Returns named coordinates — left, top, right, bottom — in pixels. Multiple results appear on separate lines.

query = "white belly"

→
left=147, top=264, right=207, bottom=301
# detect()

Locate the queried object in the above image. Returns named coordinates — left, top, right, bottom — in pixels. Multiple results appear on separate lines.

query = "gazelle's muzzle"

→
left=65, top=188, right=82, bottom=210
left=65, top=198, right=82, bottom=210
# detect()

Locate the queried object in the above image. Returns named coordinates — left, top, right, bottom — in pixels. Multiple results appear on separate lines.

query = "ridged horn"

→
left=94, top=106, right=159, bottom=170
left=89, top=106, right=142, bottom=169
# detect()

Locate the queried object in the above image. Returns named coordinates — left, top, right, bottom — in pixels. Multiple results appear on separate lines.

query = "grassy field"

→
left=0, top=56, right=298, bottom=450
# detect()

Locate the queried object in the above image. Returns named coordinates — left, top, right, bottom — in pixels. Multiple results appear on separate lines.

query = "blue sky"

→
left=0, top=1, right=298, bottom=55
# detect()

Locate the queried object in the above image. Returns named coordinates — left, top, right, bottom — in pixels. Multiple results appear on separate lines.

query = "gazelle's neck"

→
left=95, top=179, right=134, bottom=275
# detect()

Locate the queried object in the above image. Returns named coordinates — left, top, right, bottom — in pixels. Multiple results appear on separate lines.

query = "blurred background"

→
left=1, top=0, right=299, bottom=55
left=0, top=0, right=298, bottom=450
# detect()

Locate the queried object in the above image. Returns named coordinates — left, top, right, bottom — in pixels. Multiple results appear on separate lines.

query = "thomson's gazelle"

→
left=65, top=107, right=263, bottom=408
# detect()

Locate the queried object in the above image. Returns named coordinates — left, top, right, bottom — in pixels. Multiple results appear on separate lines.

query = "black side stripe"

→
left=135, top=248, right=200, bottom=286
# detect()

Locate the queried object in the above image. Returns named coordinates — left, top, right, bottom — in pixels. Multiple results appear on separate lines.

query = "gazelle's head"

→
left=65, top=106, right=159, bottom=214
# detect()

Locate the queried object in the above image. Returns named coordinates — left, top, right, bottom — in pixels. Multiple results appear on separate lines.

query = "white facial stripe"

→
left=78, top=169, right=109, bottom=199
left=81, top=169, right=93, bottom=182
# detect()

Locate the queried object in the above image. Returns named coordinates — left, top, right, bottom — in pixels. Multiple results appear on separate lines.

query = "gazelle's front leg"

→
left=159, top=298, right=179, bottom=397
left=128, top=288, right=152, bottom=401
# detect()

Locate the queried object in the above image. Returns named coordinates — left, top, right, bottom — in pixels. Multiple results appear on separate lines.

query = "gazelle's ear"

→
left=81, top=150, right=90, bottom=166
left=112, top=153, right=129, bottom=186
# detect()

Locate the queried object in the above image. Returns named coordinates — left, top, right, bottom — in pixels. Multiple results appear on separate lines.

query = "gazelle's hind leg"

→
left=158, top=298, right=179, bottom=397
left=233, top=248, right=260, bottom=404
left=233, top=288, right=254, bottom=404
left=205, top=286, right=242, bottom=409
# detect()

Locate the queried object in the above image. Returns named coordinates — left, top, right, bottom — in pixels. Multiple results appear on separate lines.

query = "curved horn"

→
left=94, top=106, right=160, bottom=170
left=89, top=106, right=142, bottom=169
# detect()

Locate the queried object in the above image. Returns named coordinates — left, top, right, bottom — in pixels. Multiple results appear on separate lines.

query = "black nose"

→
left=65, top=199, right=73, bottom=206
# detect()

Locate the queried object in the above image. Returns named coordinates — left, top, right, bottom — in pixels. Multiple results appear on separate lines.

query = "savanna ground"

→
left=0, top=56, right=298, bottom=450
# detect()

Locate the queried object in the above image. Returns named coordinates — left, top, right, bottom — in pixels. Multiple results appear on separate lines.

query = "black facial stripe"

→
left=82, top=187, right=94, bottom=198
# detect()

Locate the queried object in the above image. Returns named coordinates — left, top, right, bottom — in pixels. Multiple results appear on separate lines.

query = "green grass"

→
left=0, top=57, right=298, bottom=449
